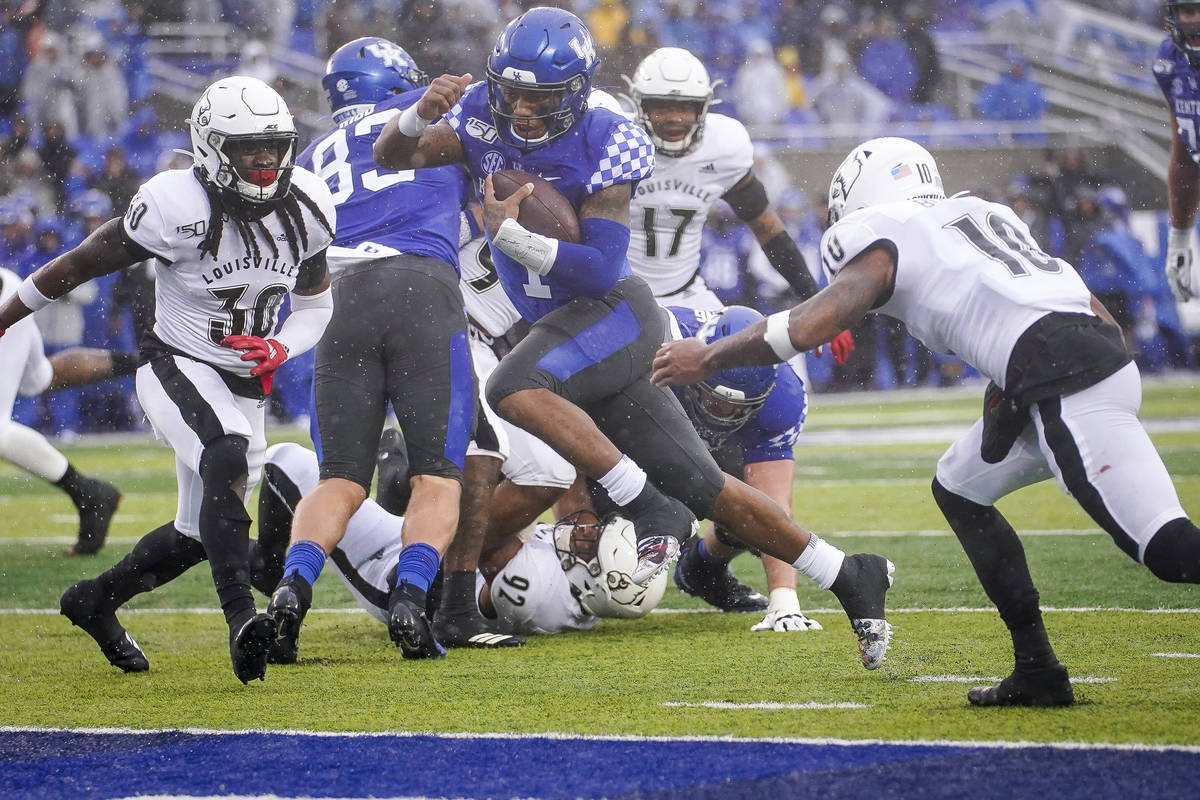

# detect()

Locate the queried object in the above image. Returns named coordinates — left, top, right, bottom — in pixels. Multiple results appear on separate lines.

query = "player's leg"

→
left=380, top=262, right=474, bottom=659
left=268, top=267, right=391, bottom=653
left=486, top=277, right=696, bottom=583
left=0, top=329, right=122, bottom=555
left=136, top=356, right=274, bottom=683
left=596, top=377, right=894, bottom=669
left=1033, top=363, right=1200, bottom=582
left=933, top=412, right=1072, bottom=706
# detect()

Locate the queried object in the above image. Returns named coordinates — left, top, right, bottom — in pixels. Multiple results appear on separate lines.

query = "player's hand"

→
left=416, top=73, right=472, bottom=121
left=1166, top=227, right=1195, bottom=302
left=829, top=329, right=854, bottom=366
left=482, top=173, right=533, bottom=236
left=220, top=334, right=288, bottom=394
left=651, top=338, right=712, bottom=387
left=750, top=609, right=822, bottom=632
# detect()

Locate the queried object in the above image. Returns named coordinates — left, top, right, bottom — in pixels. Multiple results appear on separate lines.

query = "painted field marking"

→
left=909, top=676, right=1116, bottom=685
left=4, top=606, right=1200, bottom=616
left=662, top=701, right=869, bottom=711
left=1151, top=652, right=1200, bottom=658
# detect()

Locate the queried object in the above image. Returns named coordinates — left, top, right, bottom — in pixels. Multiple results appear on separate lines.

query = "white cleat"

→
left=851, top=618, right=892, bottom=670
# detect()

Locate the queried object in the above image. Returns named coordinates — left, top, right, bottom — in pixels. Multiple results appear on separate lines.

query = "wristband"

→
left=764, top=310, right=800, bottom=361
left=397, top=104, right=430, bottom=138
left=1169, top=226, right=1192, bottom=250
left=16, top=276, right=53, bottom=312
left=493, top=217, right=559, bottom=276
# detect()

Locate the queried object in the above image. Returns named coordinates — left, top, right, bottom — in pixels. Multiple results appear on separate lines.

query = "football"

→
left=491, top=169, right=582, bottom=244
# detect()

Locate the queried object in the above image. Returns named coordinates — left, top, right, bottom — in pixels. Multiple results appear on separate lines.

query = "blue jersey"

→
left=444, top=82, right=655, bottom=320
left=298, top=89, right=467, bottom=269
left=1155, top=39, right=1200, bottom=162
left=668, top=306, right=807, bottom=462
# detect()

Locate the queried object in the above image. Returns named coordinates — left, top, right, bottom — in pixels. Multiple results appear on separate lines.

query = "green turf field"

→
left=2, top=379, right=1199, bottom=746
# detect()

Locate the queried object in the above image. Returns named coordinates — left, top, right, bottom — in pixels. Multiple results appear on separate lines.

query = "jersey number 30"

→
left=207, top=283, right=289, bottom=344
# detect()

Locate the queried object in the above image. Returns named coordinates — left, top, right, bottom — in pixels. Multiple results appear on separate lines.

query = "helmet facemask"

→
left=1167, top=2, right=1200, bottom=67
left=486, top=69, right=588, bottom=151
left=553, top=511, right=666, bottom=619
left=625, top=47, right=718, bottom=157
left=682, top=377, right=772, bottom=449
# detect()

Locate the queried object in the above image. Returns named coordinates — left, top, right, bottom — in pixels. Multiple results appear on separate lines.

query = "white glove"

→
left=749, top=588, right=822, bottom=632
left=751, top=609, right=823, bottom=632
left=1166, top=226, right=1196, bottom=302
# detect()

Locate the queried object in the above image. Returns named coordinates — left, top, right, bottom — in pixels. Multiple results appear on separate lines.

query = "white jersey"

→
left=459, top=234, right=521, bottom=338
left=123, top=167, right=336, bottom=375
left=490, top=524, right=600, bottom=636
left=1, top=267, right=53, bottom=410
left=628, top=113, right=754, bottom=296
left=819, top=195, right=1094, bottom=388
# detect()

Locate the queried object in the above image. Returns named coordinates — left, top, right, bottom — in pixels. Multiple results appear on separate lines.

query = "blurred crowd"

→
left=0, top=0, right=1191, bottom=439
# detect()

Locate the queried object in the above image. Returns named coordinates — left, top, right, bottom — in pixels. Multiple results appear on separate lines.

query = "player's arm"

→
left=485, top=179, right=633, bottom=299
left=723, top=172, right=819, bottom=300
left=45, top=348, right=139, bottom=392
left=374, top=73, right=471, bottom=170
left=652, top=244, right=893, bottom=385
left=1166, top=108, right=1200, bottom=301
left=0, top=218, right=142, bottom=331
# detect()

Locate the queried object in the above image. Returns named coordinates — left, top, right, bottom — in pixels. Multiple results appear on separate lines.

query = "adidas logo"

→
left=699, top=163, right=717, bottom=173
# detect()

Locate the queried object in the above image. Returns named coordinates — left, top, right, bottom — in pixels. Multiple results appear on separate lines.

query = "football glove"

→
left=750, top=609, right=823, bottom=632
left=1166, top=226, right=1195, bottom=302
left=221, top=335, right=288, bottom=394
left=829, top=329, right=854, bottom=366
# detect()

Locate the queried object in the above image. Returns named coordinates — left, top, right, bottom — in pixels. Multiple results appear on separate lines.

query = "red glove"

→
left=829, top=329, right=854, bottom=367
left=220, top=335, right=288, bottom=394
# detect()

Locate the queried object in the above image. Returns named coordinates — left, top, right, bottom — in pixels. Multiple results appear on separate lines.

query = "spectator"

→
left=76, top=32, right=130, bottom=142
left=1061, top=185, right=1106, bottom=266
left=235, top=39, right=277, bottom=86
left=858, top=13, right=917, bottom=103
left=976, top=55, right=1046, bottom=124
left=0, top=202, right=34, bottom=262
left=0, top=0, right=30, bottom=119
left=698, top=203, right=755, bottom=307
left=802, top=5, right=852, bottom=77
left=809, top=52, right=893, bottom=128
left=732, top=39, right=788, bottom=128
left=35, top=119, right=76, bottom=213
left=655, top=1, right=705, bottom=57
left=398, top=0, right=458, bottom=78
left=93, top=146, right=141, bottom=214
left=122, top=107, right=162, bottom=177
left=777, top=46, right=811, bottom=121
left=20, top=31, right=79, bottom=139
left=901, top=2, right=942, bottom=104
left=9, top=148, right=56, bottom=216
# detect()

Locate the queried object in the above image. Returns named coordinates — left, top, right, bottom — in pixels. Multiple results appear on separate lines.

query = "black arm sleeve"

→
left=294, top=249, right=328, bottom=293
left=723, top=173, right=770, bottom=222
left=761, top=230, right=820, bottom=300
left=119, top=225, right=156, bottom=263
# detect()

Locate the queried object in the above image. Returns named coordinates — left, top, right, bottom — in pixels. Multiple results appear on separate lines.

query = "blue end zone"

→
left=2, top=729, right=1197, bottom=799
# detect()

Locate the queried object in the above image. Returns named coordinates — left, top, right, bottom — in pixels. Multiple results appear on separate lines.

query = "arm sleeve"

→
left=546, top=217, right=632, bottom=298
left=761, top=230, right=819, bottom=300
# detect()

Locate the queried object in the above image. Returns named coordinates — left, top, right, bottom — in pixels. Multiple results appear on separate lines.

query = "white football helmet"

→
left=624, top=47, right=716, bottom=157
left=188, top=76, right=298, bottom=207
left=554, top=512, right=666, bottom=619
left=827, top=137, right=945, bottom=225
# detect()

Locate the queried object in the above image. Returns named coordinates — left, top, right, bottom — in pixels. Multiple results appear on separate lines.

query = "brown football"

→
left=491, top=169, right=582, bottom=244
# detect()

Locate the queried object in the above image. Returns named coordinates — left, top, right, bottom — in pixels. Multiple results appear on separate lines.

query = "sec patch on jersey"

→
left=492, top=170, right=582, bottom=244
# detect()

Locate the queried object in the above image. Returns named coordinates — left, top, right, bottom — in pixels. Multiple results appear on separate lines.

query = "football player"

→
left=667, top=305, right=821, bottom=633
left=272, top=37, right=480, bottom=662
left=0, top=76, right=337, bottom=683
left=653, top=136, right=1200, bottom=705
left=375, top=6, right=895, bottom=669
left=256, top=443, right=663, bottom=643
left=0, top=266, right=129, bottom=555
left=1158, top=1, right=1200, bottom=300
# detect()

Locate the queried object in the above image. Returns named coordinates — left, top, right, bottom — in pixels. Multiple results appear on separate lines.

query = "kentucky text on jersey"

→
left=203, top=255, right=299, bottom=285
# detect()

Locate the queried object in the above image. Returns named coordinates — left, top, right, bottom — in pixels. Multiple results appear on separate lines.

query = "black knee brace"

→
left=1143, top=518, right=1200, bottom=583
left=199, top=435, right=254, bottom=627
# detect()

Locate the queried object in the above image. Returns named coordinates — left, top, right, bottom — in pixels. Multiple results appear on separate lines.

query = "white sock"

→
left=597, top=455, right=647, bottom=507
left=0, top=421, right=68, bottom=482
left=792, top=533, right=845, bottom=591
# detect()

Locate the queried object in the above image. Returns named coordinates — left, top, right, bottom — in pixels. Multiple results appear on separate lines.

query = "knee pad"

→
left=1144, top=518, right=1200, bottom=583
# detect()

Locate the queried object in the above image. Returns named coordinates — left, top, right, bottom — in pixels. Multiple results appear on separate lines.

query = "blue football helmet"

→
left=681, top=306, right=777, bottom=448
left=322, top=37, right=429, bottom=123
left=1166, top=2, right=1200, bottom=67
left=486, top=7, right=599, bottom=150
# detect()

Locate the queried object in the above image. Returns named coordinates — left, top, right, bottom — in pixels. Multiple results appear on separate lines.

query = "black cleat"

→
left=70, top=480, right=122, bottom=556
left=388, top=582, right=445, bottom=659
left=230, top=613, right=276, bottom=684
left=968, top=662, right=1075, bottom=707
left=829, top=553, right=896, bottom=670
left=266, top=574, right=311, bottom=665
left=673, top=539, right=768, bottom=612
left=60, top=580, right=148, bottom=672
left=432, top=608, right=525, bottom=649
